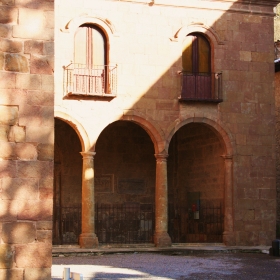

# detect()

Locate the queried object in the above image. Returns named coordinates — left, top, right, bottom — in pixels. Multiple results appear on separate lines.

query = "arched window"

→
left=182, top=33, right=210, bottom=74
left=181, top=33, right=212, bottom=100
left=74, top=24, right=106, bottom=67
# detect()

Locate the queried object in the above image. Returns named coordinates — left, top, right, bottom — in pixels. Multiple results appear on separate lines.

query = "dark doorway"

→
left=168, top=123, right=225, bottom=243
left=53, top=118, right=82, bottom=245
left=95, top=121, right=156, bottom=244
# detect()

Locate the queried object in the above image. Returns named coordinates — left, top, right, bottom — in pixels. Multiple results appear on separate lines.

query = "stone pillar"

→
left=79, top=152, right=99, bottom=248
left=154, top=152, right=172, bottom=247
left=222, top=155, right=235, bottom=245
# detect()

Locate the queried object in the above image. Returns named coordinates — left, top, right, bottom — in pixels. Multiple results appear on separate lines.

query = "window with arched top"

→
left=180, top=33, right=221, bottom=102
left=64, top=24, right=117, bottom=97
left=74, top=24, right=106, bottom=67
left=182, top=33, right=210, bottom=74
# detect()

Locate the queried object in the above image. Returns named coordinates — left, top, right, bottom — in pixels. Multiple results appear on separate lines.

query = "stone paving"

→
left=52, top=245, right=280, bottom=279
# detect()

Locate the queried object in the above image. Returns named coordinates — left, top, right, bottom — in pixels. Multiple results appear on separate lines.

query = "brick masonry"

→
left=0, top=0, right=54, bottom=279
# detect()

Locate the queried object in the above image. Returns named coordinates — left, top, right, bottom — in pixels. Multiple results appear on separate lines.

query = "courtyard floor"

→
left=52, top=248, right=280, bottom=279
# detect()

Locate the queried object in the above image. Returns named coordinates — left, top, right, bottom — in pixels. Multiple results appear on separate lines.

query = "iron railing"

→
left=95, top=203, right=155, bottom=244
left=179, top=72, right=222, bottom=102
left=63, top=63, right=117, bottom=97
left=53, top=206, right=81, bottom=245
left=168, top=202, right=224, bottom=243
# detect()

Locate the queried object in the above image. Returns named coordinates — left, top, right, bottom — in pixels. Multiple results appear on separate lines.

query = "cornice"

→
left=112, top=0, right=277, bottom=15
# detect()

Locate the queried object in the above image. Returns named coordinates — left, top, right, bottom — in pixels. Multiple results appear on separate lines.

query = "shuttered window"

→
left=182, top=33, right=210, bottom=74
left=74, top=25, right=106, bottom=67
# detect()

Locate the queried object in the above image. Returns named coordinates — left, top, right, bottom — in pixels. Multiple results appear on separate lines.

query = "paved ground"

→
left=52, top=251, right=280, bottom=280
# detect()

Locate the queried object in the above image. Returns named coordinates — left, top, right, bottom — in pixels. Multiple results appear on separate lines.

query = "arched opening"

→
left=167, top=123, right=225, bottom=243
left=53, top=118, right=82, bottom=245
left=95, top=121, right=156, bottom=244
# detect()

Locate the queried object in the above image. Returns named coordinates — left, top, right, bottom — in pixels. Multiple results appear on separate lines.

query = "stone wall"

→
left=54, top=0, right=277, bottom=246
left=0, top=1, right=54, bottom=279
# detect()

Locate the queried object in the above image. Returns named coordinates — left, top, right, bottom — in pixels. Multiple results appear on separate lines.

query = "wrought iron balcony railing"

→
left=179, top=72, right=222, bottom=102
left=63, top=63, right=117, bottom=97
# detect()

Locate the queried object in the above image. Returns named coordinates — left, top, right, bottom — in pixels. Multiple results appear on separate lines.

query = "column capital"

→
left=80, top=151, right=96, bottom=159
left=155, top=150, right=168, bottom=161
left=221, top=154, right=233, bottom=161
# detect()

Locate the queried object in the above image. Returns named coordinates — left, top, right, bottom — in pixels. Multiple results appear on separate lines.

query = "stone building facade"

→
left=0, top=0, right=278, bottom=279
left=0, top=0, right=54, bottom=279
left=54, top=0, right=278, bottom=249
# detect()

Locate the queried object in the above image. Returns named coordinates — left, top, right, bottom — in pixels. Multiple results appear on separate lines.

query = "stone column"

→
left=79, top=152, right=99, bottom=248
left=222, top=155, right=235, bottom=245
left=154, top=152, right=172, bottom=247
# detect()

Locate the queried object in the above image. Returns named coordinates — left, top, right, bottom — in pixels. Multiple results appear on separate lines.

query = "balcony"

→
left=179, top=72, right=222, bottom=103
left=63, top=63, right=117, bottom=98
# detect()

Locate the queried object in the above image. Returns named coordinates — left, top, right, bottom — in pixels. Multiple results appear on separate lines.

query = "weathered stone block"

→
left=0, top=72, right=16, bottom=89
left=24, top=268, right=51, bottom=280
left=27, top=90, right=54, bottom=106
left=43, top=41, right=54, bottom=55
left=15, top=0, right=54, bottom=10
left=14, top=243, right=52, bottom=268
left=41, top=75, right=53, bottom=91
left=0, top=52, right=3, bottom=70
left=37, top=143, right=53, bottom=161
left=0, top=200, right=17, bottom=222
left=5, top=54, right=29, bottom=73
left=0, top=105, right=18, bottom=125
left=36, top=221, right=52, bottom=230
left=24, top=40, right=43, bottom=55
left=15, top=143, right=37, bottom=160
left=16, top=74, right=41, bottom=90
left=1, top=177, right=38, bottom=200
left=17, top=161, right=51, bottom=178
left=0, top=244, right=13, bottom=269
left=7, top=125, right=26, bottom=143
left=0, top=142, right=15, bottom=160
left=13, top=26, right=54, bottom=41
left=0, top=126, right=8, bottom=141
left=0, top=269, right=23, bottom=280
left=0, top=24, right=10, bottom=38
left=0, top=7, right=17, bottom=24
left=30, top=55, right=53, bottom=75
left=36, top=230, right=52, bottom=243
left=26, top=125, right=54, bottom=144
left=2, top=222, right=36, bottom=244
left=0, top=39, right=22, bottom=53
left=0, top=160, right=17, bottom=179
left=17, top=199, right=52, bottom=221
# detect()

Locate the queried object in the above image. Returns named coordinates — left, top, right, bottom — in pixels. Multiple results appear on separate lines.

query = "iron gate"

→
left=95, top=203, right=155, bottom=244
left=168, top=202, right=224, bottom=243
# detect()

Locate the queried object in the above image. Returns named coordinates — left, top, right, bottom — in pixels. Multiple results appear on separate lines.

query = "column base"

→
left=223, top=231, right=236, bottom=246
left=79, top=233, right=99, bottom=248
left=154, top=232, right=172, bottom=247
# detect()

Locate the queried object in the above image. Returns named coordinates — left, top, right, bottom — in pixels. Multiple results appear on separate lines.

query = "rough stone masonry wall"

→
left=0, top=1, right=54, bottom=279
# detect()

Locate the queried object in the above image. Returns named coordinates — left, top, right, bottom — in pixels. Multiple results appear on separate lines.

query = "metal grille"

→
left=179, top=72, right=222, bottom=102
left=168, top=202, right=224, bottom=243
left=95, top=203, right=154, bottom=244
left=56, top=207, right=81, bottom=245
left=63, top=63, right=117, bottom=97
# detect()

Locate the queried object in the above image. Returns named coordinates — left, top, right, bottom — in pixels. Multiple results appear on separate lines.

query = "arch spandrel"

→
left=171, top=23, right=225, bottom=46
left=55, top=111, right=90, bottom=152
left=166, top=117, right=234, bottom=157
left=90, top=112, right=166, bottom=155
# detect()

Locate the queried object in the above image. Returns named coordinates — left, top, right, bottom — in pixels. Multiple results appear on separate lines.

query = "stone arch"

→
left=172, top=22, right=224, bottom=46
left=91, top=112, right=166, bottom=154
left=61, top=15, right=118, bottom=39
left=166, top=117, right=234, bottom=244
left=54, top=111, right=90, bottom=152
left=166, top=117, right=234, bottom=157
